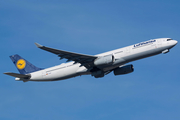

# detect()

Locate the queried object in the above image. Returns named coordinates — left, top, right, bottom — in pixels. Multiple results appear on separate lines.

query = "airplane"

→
left=4, top=38, right=177, bottom=82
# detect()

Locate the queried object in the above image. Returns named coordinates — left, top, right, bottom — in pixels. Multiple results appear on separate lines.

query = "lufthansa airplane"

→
left=4, top=38, right=177, bottom=82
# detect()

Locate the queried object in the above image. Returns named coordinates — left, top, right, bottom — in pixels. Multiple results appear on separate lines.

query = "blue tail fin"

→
left=10, top=54, right=43, bottom=74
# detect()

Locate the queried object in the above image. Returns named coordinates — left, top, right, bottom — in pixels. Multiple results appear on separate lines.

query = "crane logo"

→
left=16, top=59, right=26, bottom=69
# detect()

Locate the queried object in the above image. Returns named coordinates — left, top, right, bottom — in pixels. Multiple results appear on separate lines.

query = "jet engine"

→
left=91, top=70, right=104, bottom=78
left=113, top=64, right=134, bottom=75
left=94, top=55, right=114, bottom=66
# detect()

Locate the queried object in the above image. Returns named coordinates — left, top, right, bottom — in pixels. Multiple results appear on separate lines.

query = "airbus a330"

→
left=4, top=38, right=177, bottom=82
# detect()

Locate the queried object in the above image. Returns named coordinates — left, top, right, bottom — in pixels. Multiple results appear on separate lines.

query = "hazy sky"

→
left=1, top=0, right=180, bottom=120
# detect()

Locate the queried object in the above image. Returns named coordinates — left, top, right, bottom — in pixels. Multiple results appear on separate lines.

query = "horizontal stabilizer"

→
left=4, top=72, right=31, bottom=79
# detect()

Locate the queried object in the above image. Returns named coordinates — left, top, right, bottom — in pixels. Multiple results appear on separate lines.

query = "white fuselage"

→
left=26, top=38, right=177, bottom=81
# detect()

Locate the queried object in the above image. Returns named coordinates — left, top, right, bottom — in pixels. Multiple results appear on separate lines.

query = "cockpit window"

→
left=167, top=39, right=173, bottom=41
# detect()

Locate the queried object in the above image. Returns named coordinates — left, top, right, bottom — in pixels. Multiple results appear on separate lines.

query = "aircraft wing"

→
left=35, top=43, right=97, bottom=67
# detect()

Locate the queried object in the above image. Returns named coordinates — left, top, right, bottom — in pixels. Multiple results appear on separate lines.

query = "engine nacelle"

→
left=91, top=70, right=104, bottom=78
left=113, top=64, right=134, bottom=75
left=94, top=55, right=114, bottom=66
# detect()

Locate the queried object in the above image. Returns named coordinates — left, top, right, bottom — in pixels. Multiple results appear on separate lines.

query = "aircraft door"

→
left=42, top=70, right=46, bottom=78
left=126, top=47, right=130, bottom=54
left=42, top=70, right=52, bottom=78
left=157, top=39, right=162, bottom=48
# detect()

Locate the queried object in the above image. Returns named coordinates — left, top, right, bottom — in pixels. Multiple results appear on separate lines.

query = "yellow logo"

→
left=16, top=59, right=26, bottom=69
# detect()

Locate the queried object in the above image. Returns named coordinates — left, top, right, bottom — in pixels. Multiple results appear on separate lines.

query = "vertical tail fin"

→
left=10, top=54, right=43, bottom=74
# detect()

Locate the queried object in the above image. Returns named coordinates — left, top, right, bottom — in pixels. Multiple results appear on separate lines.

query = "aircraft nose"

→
left=172, top=40, right=178, bottom=45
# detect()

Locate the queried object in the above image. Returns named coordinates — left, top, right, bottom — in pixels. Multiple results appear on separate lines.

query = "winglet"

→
left=35, top=42, right=43, bottom=48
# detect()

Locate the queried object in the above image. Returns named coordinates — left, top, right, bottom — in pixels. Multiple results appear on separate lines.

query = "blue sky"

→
left=0, top=0, right=180, bottom=120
